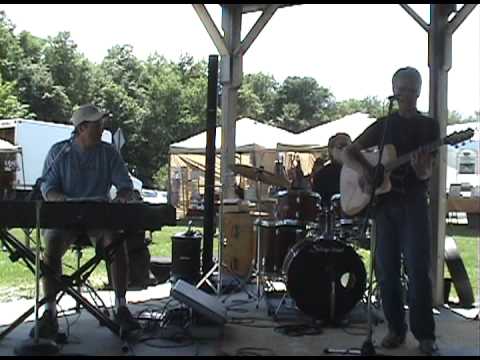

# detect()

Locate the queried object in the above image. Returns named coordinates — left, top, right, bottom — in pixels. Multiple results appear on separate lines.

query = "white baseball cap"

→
left=70, top=104, right=109, bottom=127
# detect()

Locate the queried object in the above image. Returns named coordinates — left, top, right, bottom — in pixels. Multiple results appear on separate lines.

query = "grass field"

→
left=0, top=225, right=478, bottom=304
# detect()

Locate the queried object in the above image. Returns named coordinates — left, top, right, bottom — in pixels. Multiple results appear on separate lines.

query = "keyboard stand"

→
left=0, top=227, right=128, bottom=341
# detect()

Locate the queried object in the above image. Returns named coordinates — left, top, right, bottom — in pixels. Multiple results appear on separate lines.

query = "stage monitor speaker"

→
left=171, top=280, right=227, bottom=325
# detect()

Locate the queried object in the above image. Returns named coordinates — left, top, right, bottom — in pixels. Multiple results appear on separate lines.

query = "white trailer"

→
left=0, top=119, right=141, bottom=196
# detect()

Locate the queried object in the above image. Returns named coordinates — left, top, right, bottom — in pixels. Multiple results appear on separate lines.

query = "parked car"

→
left=141, top=188, right=168, bottom=204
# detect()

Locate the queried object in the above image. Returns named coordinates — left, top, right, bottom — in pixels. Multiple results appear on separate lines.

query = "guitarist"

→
left=343, top=67, right=440, bottom=355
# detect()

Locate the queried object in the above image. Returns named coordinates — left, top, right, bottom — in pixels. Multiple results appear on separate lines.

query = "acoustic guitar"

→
left=340, top=129, right=474, bottom=216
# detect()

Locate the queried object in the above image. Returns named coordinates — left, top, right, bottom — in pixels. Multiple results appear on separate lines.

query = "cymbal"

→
left=230, top=164, right=290, bottom=188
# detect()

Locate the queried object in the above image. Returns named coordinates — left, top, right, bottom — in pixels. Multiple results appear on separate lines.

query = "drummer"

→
left=311, top=133, right=352, bottom=207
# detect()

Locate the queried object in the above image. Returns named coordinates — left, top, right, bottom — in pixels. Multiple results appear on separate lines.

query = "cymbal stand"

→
left=272, top=287, right=292, bottom=320
left=254, top=173, right=267, bottom=309
left=196, top=184, right=224, bottom=295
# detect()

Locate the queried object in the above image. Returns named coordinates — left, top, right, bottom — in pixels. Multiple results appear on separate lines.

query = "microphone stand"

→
left=324, top=97, right=395, bottom=357
left=14, top=137, right=73, bottom=356
left=14, top=201, right=59, bottom=356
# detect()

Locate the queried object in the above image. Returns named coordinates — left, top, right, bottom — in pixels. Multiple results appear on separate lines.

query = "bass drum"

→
left=282, top=238, right=366, bottom=322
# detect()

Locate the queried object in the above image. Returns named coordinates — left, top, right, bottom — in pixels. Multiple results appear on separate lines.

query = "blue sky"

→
left=2, top=4, right=479, bottom=117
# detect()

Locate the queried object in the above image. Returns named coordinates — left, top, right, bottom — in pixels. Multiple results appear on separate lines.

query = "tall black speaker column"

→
left=202, top=55, right=218, bottom=274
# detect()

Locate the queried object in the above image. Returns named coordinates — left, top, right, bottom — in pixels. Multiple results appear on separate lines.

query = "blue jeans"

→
left=374, top=190, right=436, bottom=341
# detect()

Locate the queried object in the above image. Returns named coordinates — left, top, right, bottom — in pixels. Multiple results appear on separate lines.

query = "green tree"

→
left=93, top=44, right=148, bottom=177
left=238, top=72, right=278, bottom=122
left=0, top=75, right=32, bottom=118
left=463, top=111, right=479, bottom=123
left=16, top=62, right=72, bottom=122
left=0, top=11, right=25, bottom=82
left=100, top=45, right=144, bottom=99
left=238, top=83, right=264, bottom=120
left=335, top=96, right=385, bottom=119
left=43, top=32, right=94, bottom=107
left=153, top=164, right=169, bottom=190
left=18, top=31, right=46, bottom=65
left=448, top=110, right=461, bottom=124
left=138, top=57, right=185, bottom=179
left=277, top=102, right=302, bottom=131
left=273, top=76, right=336, bottom=132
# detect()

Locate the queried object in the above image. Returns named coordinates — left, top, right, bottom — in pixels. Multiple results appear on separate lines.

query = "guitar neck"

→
left=384, top=138, right=443, bottom=173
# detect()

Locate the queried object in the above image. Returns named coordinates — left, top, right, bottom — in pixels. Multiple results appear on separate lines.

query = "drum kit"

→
left=231, top=164, right=370, bottom=323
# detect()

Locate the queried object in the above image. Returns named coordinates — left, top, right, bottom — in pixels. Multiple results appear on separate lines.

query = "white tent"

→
left=277, top=112, right=376, bottom=152
left=169, top=118, right=297, bottom=216
left=170, top=117, right=296, bottom=154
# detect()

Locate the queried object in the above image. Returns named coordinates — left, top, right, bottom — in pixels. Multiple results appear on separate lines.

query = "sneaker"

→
left=29, top=310, right=59, bottom=339
left=114, top=306, right=141, bottom=332
left=381, top=330, right=406, bottom=349
left=418, top=339, right=438, bottom=355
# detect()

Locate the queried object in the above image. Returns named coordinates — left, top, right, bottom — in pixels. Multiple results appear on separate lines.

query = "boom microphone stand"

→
left=325, top=96, right=395, bottom=356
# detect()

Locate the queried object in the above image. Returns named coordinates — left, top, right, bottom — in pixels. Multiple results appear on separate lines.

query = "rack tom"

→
left=275, top=190, right=322, bottom=224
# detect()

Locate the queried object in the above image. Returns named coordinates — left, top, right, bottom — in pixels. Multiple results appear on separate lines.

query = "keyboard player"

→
left=34, top=104, right=140, bottom=340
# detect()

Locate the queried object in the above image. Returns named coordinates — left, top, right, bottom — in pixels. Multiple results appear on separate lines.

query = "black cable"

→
left=229, top=317, right=277, bottom=329
left=224, top=298, right=256, bottom=312
left=139, top=332, right=194, bottom=349
left=274, top=323, right=323, bottom=337
left=235, top=347, right=275, bottom=356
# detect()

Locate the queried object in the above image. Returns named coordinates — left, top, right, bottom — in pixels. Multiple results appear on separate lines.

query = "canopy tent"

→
left=277, top=112, right=376, bottom=152
left=170, top=117, right=296, bottom=154
left=169, top=118, right=297, bottom=216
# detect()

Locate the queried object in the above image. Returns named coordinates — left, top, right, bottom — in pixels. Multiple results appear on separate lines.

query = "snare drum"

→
left=330, top=194, right=371, bottom=249
left=258, top=219, right=305, bottom=276
left=275, top=190, right=322, bottom=223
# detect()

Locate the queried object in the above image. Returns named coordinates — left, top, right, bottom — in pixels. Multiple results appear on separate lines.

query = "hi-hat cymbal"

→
left=230, top=164, right=290, bottom=187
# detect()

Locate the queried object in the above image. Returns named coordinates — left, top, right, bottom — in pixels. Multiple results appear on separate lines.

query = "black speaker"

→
left=202, top=54, right=219, bottom=274
left=171, top=279, right=227, bottom=325
left=171, top=230, right=202, bottom=284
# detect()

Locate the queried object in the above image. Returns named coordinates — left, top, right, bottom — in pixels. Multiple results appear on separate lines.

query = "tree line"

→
left=0, top=12, right=477, bottom=188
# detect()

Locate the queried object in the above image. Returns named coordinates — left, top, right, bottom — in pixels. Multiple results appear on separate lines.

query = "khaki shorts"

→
left=42, top=228, right=114, bottom=259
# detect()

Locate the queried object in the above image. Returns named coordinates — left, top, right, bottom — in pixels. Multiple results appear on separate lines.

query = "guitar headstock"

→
left=445, top=128, right=474, bottom=146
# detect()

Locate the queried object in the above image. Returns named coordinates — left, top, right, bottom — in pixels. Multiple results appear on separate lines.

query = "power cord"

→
left=235, top=347, right=276, bottom=356
left=274, top=323, right=323, bottom=337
